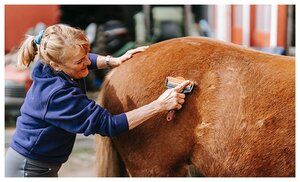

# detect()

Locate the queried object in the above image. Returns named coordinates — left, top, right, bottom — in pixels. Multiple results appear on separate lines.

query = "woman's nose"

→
left=84, top=58, right=91, bottom=66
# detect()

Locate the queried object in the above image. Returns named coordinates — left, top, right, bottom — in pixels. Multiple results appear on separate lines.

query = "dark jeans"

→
left=5, top=147, right=62, bottom=177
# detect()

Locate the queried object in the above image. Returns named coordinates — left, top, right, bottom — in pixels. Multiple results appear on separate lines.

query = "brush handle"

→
left=166, top=110, right=176, bottom=121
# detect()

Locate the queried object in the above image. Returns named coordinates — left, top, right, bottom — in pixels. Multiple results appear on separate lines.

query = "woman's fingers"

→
left=176, top=104, right=182, bottom=110
left=174, top=80, right=190, bottom=93
left=157, top=80, right=191, bottom=111
left=120, top=46, right=149, bottom=63
left=177, top=93, right=185, bottom=99
left=177, top=98, right=185, bottom=104
left=133, top=46, right=149, bottom=52
left=128, top=46, right=149, bottom=55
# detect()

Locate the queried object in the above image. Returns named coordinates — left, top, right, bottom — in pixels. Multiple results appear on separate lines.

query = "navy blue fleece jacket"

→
left=10, top=53, right=128, bottom=164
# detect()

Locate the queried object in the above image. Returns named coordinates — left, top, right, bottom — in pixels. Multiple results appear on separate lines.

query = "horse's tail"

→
left=95, top=73, right=121, bottom=177
left=95, top=135, right=120, bottom=176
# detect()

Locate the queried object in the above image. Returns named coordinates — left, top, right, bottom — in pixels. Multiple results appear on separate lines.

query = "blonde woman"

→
left=5, top=24, right=189, bottom=177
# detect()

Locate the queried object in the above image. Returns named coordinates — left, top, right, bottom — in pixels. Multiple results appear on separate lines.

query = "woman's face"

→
left=59, top=46, right=91, bottom=79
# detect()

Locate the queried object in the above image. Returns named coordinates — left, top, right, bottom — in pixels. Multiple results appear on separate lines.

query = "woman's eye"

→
left=77, top=60, right=83, bottom=64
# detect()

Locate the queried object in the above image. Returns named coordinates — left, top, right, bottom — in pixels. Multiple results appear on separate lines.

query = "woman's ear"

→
left=49, top=61, right=61, bottom=71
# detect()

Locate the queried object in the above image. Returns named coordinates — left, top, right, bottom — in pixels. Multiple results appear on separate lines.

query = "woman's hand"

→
left=156, top=80, right=191, bottom=111
left=126, top=80, right=191, bottom=130
left=109, top=46, right=149, bottom=67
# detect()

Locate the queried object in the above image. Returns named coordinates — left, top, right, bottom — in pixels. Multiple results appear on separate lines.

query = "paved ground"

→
left=5, top=128, right=97, bottom=177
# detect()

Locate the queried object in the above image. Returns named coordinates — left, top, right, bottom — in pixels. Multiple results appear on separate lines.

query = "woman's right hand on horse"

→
left=156, top=80, right=190, bottom=111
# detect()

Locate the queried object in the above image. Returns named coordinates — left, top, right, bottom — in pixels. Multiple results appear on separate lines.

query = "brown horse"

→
left=95, top=37, right=295, bottom=177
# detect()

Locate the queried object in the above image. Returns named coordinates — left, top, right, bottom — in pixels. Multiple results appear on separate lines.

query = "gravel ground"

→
left=5, top=128, right=97, bottom=177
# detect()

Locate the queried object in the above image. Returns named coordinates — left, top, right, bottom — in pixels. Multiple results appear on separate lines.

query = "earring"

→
left=55, top=68, right=61, bottom=71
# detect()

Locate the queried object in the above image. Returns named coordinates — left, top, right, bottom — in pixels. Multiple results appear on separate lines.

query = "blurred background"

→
left=4, top=4, right=296, bottom=177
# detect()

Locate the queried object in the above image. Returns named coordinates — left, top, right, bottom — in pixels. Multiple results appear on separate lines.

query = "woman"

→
left=5, top=24, right=190, bottom=177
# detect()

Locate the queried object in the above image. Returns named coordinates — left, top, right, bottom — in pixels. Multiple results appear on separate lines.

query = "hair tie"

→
left=34, top=30, right=45, bottom=45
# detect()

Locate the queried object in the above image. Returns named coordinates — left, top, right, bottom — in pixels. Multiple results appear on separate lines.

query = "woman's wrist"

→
left=96, top=55, right=118, bottom=69
left=107, top=57, right=121, bottom=68
left=104, top=55, right=111, bottom=68
left=151, top=99, right=165, bottom=113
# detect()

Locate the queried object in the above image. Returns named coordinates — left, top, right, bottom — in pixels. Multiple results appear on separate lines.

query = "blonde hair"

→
left=17, top=24, right=90, bottom=69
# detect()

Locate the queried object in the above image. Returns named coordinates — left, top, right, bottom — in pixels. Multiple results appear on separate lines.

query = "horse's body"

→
left=95, top=37, right=295, bottom=177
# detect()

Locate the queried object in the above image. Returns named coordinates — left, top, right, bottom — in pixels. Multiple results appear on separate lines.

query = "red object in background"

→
left=5, top=64, right=32, bottom=91
left=277, top=5, right=287, bottom=48
left=5, top=5, right=60, bottom=53
left=231, top=5, right=243, bottom=45
left=250, top=5, right=287, bottom=48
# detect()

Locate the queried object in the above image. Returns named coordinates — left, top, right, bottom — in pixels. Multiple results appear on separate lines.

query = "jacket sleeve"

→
left=87, top=53, right=98, bottom=70
left=43, top=86, right=129, bottom=137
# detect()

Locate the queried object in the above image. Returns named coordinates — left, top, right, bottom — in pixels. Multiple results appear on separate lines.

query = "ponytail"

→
left=17, top=35, right=38, bottom=69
